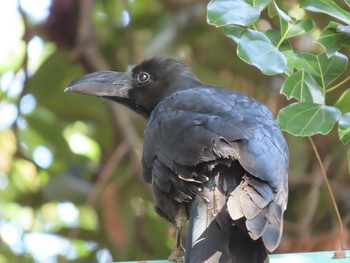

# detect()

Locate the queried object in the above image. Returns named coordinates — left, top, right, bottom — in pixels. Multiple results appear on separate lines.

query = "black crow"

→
left=65, top=57, right=289, bottom=263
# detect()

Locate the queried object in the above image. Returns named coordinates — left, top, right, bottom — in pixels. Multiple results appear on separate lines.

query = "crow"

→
left=65, top=57, right=289, bottom=263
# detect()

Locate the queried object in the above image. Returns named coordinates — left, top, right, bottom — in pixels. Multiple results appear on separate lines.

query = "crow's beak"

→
left=65, top=71, right=132, bottom=99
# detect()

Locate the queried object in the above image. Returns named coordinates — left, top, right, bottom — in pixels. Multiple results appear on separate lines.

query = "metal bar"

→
left=116, top=250, right=350, bottom=263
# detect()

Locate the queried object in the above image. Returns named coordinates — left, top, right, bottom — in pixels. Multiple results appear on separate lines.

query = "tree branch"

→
left=308, top=137, right=346, bottom=255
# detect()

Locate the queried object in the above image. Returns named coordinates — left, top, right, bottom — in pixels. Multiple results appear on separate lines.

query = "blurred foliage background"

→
left=0, top=0, right=349, bottom=262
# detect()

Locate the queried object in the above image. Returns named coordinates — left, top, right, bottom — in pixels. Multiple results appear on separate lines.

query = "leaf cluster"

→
left=207, top=0, right=350, bottom=169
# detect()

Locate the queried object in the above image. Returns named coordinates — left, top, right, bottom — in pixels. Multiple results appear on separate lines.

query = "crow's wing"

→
left=142, top=86, right=288, bottom=251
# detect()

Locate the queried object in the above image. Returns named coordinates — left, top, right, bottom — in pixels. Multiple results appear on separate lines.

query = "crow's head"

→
left=65, top=57, right=201, bottom=118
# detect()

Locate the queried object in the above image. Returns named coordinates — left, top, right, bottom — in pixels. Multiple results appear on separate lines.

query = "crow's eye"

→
left=137, top=72, right=151, bottom=83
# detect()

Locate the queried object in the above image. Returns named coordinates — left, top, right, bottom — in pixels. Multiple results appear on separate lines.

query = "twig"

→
left=308, top=137, right=345, bottom=251
left=298, top=161, right=325, bottom=240
left=67, top=141, right=130, bottom=242
left=326, top=76, right=350, bottom=93
left=86, top=141, right=130, bottom=207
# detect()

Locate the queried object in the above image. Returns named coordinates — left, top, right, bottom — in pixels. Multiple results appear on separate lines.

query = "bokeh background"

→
left=0, top=0, right=349, bottom=262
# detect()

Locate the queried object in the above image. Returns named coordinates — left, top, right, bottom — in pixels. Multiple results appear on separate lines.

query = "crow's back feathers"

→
left=142, top=86, right=288, bottom=255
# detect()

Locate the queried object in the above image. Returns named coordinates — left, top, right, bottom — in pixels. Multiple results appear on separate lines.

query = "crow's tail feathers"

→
left=185, top=194, right=267, bottom=263
left=229, top=219, right=267, bottom=263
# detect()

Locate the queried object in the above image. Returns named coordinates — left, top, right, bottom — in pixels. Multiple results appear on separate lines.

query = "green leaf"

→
left=339, top=113, right=350, bottom=144
left=268, top=1, right=290, bottom=37
left=334, top=89, right=350, bottom=114
left=294, top=52, right=348, bottom=88
left=237, top=29, right=287, bottom=75
left=223, top=25, right=245, bottom=42
left=317, top=22, right=350, bottom=56
left=266, top=29, right=295, bottom=77
left=301, top=0, right=350, bottom=25
left=277, top=102, right=341, bottom=136
left=269, top=1, right=314, bottom=40
left=281, top=70, right=324, bottom=104
left=267, top=0, right=279, bottom=18
left=265, top=28, right=280, bottom=45
left=207, top=0, right=260, bottom=27
left=278, top=39, right=295, bottom=77
left=285, top=19, right=314, bottom=39
left=246, top=0, right=272, bottom=11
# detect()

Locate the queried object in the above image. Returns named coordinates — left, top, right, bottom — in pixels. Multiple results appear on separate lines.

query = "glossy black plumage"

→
left=66, top=57, right=289, bottom=263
